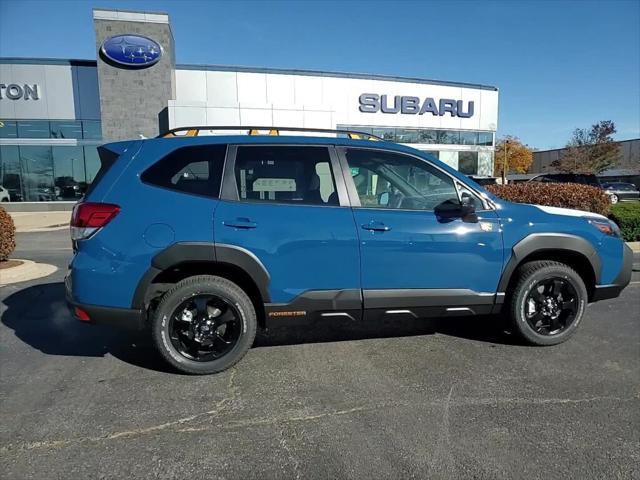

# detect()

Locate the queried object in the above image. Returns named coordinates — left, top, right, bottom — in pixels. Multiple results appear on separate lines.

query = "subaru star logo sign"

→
left=100, top=34, right=163, bottom=68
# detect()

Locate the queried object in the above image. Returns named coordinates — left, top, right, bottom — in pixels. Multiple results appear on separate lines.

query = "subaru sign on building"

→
left=0, top=8, right=498, bottom=204
left=100, top=34, right=163, bottom=67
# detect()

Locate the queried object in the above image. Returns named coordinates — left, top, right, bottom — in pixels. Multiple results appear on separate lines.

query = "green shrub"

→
left=0, top=206, right=16, bottom=262
left=609, top=202, right=640, bottom=242
left=486, top=183, right=611, bottom=216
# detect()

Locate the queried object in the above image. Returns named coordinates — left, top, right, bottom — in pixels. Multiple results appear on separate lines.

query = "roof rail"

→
left=158, top=126, right=383, bottom=141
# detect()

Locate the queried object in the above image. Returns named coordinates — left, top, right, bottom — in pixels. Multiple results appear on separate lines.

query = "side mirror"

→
left=460, top=193, right=476, bottom=214
left=378, top=191, right=389, bottom=206
left=434, top=195, right=478, bottom=223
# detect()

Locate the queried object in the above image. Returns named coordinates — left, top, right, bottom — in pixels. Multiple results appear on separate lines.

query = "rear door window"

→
left=234, top=146, right=338, bottom=206
left=142, top=144, right=226, bottom=198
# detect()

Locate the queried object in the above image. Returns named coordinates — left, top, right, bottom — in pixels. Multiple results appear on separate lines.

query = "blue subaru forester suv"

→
left=66, top=127, right=633, bottom=374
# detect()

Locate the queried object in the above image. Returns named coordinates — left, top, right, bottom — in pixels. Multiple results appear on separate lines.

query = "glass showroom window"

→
left=459, top=131, right=478, bottom=145
left=50, top=121, right=83, bottom=140
left=417, top=130, right=438, bottom=144
left=0, top=120, right=18, bottom=138
left=82, top=121, right=102, bottom=140
left=84, top=146, right=101, bottom=183
left=458, top=152, right=479, bottom=175
left=438, top=130, right=460, bottom=144
left=17, top=121, right=50, bottom=138
left=0, top=145, right=21, bottom=201
left=19, top=146, right=55, bottom=201
left=372, top=128, right=395, bottom=141
left=395, top=129, right=420, bottom=143
left=53, top=146, right=87, bottom=200
left=478, top=132, right=493, bottom=146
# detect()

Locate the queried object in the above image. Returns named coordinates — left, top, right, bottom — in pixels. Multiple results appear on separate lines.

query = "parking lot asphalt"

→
left=1, top=229, right=639, bottom=479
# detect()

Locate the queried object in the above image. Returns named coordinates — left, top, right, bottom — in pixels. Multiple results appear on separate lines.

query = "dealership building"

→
left=0, top=8, right=499, bottom=203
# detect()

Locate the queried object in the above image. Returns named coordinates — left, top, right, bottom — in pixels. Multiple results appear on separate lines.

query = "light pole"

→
left=502, top=139, right=509, bottom=184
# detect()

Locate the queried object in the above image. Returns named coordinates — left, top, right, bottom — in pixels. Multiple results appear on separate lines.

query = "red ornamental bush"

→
left=485, top=183, right=611, bottom=217
left=0, top=206, right=17, bottom=262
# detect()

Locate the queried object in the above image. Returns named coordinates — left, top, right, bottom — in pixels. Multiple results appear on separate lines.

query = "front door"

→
left=339, top=147, right=503, bottom=316
left=215, top=144, right=361, bottom=321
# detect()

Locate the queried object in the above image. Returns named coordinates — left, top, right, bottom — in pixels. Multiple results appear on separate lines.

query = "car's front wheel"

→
left=610, top=193, right=619, bottom=204
left=508, top=261, right=588, bottom=346
left=152, top=275, right=257, bottom=374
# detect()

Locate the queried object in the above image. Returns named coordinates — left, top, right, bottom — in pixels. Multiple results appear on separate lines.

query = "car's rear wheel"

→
left=508, top=261, right=587, bottom=346
left=610, top=193, right=619, bottom=204
left=151, top=275, right=257, bottom=374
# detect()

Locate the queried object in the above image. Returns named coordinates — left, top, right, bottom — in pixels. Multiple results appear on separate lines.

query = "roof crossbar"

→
left=159, top=126, right=383, bottom=141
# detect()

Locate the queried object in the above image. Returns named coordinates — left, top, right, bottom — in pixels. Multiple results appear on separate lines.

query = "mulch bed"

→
left=0, top=260, right=24, bottom=270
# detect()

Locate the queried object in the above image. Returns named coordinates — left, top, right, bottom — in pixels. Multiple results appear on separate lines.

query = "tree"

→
left=493, top=136, right=533, bottom=177
left=551, top=120, right=620, bottom=174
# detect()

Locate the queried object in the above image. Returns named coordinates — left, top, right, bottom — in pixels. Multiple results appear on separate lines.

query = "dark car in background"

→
left=529, top=173, right=602, bottom=187
left=601, top=182, right=640, bottom=203
left=529, top=173, right=622, bottom=203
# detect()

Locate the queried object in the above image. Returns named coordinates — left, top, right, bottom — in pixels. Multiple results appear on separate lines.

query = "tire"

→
left=508, top=260, right=588, bottom=346
left=610, top=194, right=619, bottom=204
left=151, top=275, right=257, bottom=374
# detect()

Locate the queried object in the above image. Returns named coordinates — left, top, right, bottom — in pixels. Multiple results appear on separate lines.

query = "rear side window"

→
left=234, top=146, right=338, bottom=206
left=142, top=144, right=226, bottom=198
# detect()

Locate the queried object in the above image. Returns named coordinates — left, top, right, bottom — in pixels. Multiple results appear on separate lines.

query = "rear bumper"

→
left=65, top=273, right=145, bottom=330
left=591, top=244, right=633, bottom=302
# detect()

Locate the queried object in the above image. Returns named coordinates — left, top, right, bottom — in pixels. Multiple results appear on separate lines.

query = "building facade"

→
left=0, top=8, right=498, bottom=203
left=530, top=138, right=640, bottom=174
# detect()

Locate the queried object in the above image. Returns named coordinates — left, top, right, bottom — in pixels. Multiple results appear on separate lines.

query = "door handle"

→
left=223, top=218, right=257, bottom=229
left=361, top=222, right=391, bottom=232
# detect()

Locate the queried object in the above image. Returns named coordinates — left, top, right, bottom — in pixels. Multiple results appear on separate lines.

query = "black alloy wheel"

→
left=152, top=275, right=257, bottom=374
left=169, top=294, right=242, bottom=362
left=524, top=277, right=578, bottom=335
left=509, top=260, right=587, bottom=346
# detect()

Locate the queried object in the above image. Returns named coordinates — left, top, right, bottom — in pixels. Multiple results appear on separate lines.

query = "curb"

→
left=627, top=242, right=640, bottom=253
left=0, top=259, right=58, bottom=286
left=16, top=225, right=69, bottom=233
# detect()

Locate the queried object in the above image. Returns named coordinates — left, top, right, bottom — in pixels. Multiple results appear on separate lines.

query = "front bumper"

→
left=65, top=273, right=146, bottom=330
left=591, top=244, right=633, bottom=301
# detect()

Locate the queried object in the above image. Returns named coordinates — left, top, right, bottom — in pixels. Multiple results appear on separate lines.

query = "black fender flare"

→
left=131, top=242, right=271, bottom=309
left=497, top=233, right=601, bottom=293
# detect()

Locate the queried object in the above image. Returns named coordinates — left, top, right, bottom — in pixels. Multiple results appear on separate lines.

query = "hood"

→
left=493, top=199, right=609, bottom=223
left=530, top=204, right=609, bottom=221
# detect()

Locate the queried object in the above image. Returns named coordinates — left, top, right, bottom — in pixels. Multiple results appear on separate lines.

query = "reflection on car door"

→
left=339, top=147, right=504, bottom=318
left=215, top=144, right=362, bottom=320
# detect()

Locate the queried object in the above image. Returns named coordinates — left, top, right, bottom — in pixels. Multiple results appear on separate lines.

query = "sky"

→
left=0, top=0, right=638, bottom=150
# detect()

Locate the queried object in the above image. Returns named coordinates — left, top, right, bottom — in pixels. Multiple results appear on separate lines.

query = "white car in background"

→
left=0, top=185, right=10, bottom=202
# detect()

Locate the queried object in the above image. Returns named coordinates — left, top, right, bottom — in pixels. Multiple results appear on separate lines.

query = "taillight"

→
left=71, top=202, right=120, bottom=240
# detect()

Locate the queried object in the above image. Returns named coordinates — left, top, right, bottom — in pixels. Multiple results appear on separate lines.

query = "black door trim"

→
left=363, top=288, right=496, bottom=309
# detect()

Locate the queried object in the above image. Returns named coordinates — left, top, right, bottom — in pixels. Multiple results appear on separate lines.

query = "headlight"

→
left=587, top=218, right=620, bottom=237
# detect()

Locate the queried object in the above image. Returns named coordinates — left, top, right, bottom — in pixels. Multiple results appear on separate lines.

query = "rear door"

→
left=215, top=144, right=361, bottom=320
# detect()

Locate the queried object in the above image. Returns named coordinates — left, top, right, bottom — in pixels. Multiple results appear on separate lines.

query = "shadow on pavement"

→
left=2, top=282, right=519, bottom=372
left=1, top=282, right=173, bottom=373
left=255, top=313, right=517, bottom=347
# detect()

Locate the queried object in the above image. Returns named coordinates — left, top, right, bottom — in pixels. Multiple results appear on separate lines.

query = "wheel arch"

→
left=132, top=242, right=270, bottom=327
left=498, top=233, right=600, bottom=301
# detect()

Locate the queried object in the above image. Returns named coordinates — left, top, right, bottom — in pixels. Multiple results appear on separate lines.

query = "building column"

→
left=93, top=9, right=175, bottom=141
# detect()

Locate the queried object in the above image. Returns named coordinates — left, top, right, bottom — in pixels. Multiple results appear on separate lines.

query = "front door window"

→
left=344, top=148, right=459, bottom=210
